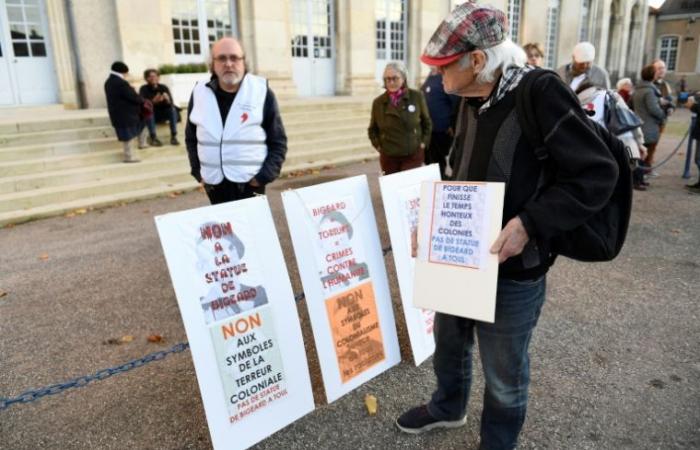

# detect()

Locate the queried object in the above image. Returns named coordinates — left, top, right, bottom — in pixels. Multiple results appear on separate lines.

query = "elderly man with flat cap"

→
left=185, top=37, right=287, bottom=204
left=396, top=4, right=617, bottom=449
left=556, top=41, right=611, bottom=91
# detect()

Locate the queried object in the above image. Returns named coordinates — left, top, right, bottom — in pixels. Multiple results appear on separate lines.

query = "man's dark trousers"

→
left=428, top=276, right=546, bottom=450
left=203, top=179, right=265, bottom=204
left=425, top=130, right=453, bottom=178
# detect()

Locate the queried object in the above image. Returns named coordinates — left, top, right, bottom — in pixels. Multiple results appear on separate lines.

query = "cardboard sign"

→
left=282, top=175, right=400, bottom=403
left=378, top=165, right=441, bottom=366
left=413, top=181, right=505, bottom=323
left=155, top=197, right=314, bottom=450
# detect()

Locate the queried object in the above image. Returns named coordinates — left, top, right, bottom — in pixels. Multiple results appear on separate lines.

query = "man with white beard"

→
left=185, top=37, right=287, bottom=204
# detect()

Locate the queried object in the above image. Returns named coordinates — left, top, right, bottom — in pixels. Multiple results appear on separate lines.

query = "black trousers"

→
left=203, top=179, right=265, bottom=205
left=425, top=131, right=453, bottom=179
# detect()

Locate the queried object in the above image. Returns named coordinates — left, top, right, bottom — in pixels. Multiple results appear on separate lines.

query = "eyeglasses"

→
left=383, top=76, right=401, bottom=82
left=213, top=54, right=245, bottom=64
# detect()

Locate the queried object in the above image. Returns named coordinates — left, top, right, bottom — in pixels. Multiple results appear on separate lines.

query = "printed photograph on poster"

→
left=325, top=281, right=385, bottom=383
left=424, top=182, right=492, bottom=269
left=307, top=196, right=370, bottom=297
left=196, top=218, right=267, bottom=325
left=209, top=306, right=288, bottom=423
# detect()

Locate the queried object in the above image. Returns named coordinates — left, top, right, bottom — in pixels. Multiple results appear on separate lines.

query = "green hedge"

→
left=158, top=63, right=208, bottom=75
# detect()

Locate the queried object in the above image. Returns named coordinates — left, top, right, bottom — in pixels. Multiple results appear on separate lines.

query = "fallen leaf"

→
left=311, top=169, right=321, bottom=175
left=103, top=338, right=121, bottom=345
left=168, top=192, right=179, bottom=198
left=0, top=291, right=7, bottom=298
left=38, top=253, right=49, bottom=261
left=4, top=223, right=15, bottom=229
left=120, top=335, right=134, bottom=343
left=364, top=394, right=378, bottom=416
left=147, top=334, right=164, bottom=343
left=64, top=212, right=76, bottom=218
left=197, top=186, right=205, bottom=193
left=74, top=208, right=88, bottom=215
left=670, top=229, right=681, bottom=234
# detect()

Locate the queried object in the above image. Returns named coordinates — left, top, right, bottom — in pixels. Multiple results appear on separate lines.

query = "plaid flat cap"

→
left=421, top=2, right=508, bottom=66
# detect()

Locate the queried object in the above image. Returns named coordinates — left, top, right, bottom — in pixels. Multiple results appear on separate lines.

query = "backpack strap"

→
left=515, top=69, right=560, bottom=161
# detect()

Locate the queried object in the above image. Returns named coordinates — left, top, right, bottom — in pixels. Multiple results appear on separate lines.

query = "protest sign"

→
left=378, top=164, right=440, bottom=366
left=282, top=175, right=400, bottom=403
left=155, top=197, right=314, bottom=450
left=413, top=181, right=505, bottom=323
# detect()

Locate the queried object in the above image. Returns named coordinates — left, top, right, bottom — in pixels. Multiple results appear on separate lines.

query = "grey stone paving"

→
left=1, top=110, right=698, bottom=450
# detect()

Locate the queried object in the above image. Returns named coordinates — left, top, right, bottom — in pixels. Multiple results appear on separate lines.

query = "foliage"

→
left=157, top=63, right=208, bottom=75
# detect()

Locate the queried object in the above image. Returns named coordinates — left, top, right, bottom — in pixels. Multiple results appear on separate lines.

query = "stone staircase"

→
left=0, top=97, right=378, bottom=226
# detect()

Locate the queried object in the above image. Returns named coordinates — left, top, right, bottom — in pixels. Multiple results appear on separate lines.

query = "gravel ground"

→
left=1, top=110, right=698, bottom=450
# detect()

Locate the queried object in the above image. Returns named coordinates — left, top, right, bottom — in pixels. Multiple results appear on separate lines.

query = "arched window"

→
left=544, top=0, right=560, bottom=68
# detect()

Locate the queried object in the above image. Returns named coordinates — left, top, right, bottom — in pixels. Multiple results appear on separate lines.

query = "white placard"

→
left=378, top=165, right=441, bottom=366
left=155, top=197, right=314, bottom=450
left=282, top=175, right=400, bottom=403
left=413, top=181, right=505, bottom=323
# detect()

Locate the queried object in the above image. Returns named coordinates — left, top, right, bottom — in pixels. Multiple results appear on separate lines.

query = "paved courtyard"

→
left=1, top=110, right=698, bottom=449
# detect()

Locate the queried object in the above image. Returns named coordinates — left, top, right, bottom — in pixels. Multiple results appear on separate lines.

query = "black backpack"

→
left=515, top=69, right=633, bottom=262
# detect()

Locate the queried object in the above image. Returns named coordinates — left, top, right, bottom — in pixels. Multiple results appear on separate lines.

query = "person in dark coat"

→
left=139, top=69, right=180, bottom=147
left=104, top=61, right=146, bottom=163
left=421, top=67, right=459, bottom=178
left=368, top=61, right=432, bottom=175
left=686, top=94, right=700, bottom=192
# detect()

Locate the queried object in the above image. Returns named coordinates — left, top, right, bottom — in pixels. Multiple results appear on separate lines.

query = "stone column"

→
left=114, top=0, right=175, bottom=81
left=595, top=0, right=612, bottom=68
left=520, top=1, right=547, bottom=55
left=615, top=2, right=633, bottom=80
left=558, top=0, right=585, bottom=68
left=335, top=0, right=377, bottom=96
left=407, top=0, right=449, bottom=88
left=237, top=0, right=296, bottom=97
left=45, top=0, right=79, bottom=108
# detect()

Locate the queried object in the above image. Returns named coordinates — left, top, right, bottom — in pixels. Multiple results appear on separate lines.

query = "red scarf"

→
left=388, top=88, right=405, bottom=107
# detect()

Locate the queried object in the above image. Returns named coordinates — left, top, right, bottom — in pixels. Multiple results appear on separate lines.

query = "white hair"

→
left=616, top=77, right=633, bottom=90
left=384, top=61, right=408, bottom=84
left=458, top=39, right=527, bottom=84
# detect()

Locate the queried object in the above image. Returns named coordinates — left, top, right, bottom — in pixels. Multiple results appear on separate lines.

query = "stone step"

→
left=0, top=139, right=372, bottom=194
left=0, top=128, right=368, bottom=177
left=0, top=126, right=114, bottom=147
left=0, top=153, right=379, bottom=226
left=0, top=100, right=371, bottom=136
left=0, top=138, right=117, bottom=162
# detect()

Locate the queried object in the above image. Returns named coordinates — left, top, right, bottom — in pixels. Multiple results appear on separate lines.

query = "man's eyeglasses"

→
left=214, top=54, right=245, bottom=64
left=383, top=76, right=400, bottom=82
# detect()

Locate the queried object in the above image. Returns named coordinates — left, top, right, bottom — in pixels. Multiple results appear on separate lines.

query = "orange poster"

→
left=325, top=281, right=386, bottom=383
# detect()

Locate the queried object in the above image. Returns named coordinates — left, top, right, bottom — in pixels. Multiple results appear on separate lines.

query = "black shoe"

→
left=148, top=136, right=163, bottom=147
left=170, top=136, right=180, bottom=145
left=633, top=183, right=647, bottom=191
left=395, top=405, right=466, bottom=434
left=686, top=182, right=700, bottom=194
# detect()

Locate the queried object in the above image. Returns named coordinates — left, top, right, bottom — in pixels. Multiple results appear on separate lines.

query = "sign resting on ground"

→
left=282, top=174, right=401, bottom=403
left=155, top=197, right=314, bottom=450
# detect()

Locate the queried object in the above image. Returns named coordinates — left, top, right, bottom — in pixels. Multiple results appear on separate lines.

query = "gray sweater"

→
left=556, top=63, right=611, bottom=90
left=632, top=81, right=666, bottom=144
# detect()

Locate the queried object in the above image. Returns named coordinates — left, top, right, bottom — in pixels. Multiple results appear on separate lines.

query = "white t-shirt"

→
left=570, top=74, right=587, bottom=92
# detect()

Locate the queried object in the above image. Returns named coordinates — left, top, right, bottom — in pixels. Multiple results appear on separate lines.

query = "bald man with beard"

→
left=185, top=37, right=287, bottom=204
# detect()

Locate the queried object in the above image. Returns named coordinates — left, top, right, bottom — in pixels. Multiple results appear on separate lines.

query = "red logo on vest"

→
left=240, top=112, right=249, bottom=123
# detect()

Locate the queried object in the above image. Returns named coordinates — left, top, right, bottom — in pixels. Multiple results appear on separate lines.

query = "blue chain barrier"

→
left=0, top=342, right=190, bottom=411
left=0, top=246, right=394, bottom=412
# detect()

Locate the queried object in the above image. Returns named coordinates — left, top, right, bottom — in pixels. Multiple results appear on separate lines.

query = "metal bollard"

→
left=683, top=115, right=696, bottom=179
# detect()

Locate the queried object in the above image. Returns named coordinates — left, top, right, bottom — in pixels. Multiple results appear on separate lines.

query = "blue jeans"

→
left=428, top=276, right=546, bottom=450
left=146, top=105, right=178, bottom=138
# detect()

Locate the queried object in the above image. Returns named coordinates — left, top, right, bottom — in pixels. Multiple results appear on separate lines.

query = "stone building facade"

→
left=0, top=0, right=652, bottom=109
left=645, top=0, right=700, bottom=92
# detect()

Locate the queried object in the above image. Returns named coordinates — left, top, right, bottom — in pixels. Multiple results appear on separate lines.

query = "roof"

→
left=657, top=0, right=700, bottom=16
